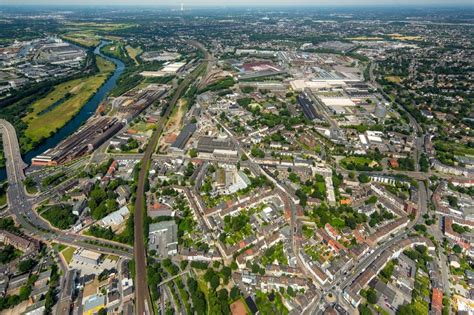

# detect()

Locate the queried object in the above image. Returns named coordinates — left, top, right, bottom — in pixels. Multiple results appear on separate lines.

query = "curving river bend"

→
left=0, top=41, right=124, bottom=182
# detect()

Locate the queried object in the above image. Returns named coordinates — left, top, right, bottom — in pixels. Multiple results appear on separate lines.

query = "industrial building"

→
left=170, top=123, right=196, bottom=155
left=297, top=93, right=318, bottom=121
left=32, top=117, right=124, bottom=166
left=117, top=87, right=167, bottom=123
left=32, top=85, right=166, bottom=167
left=196, top=136, right=238, bottom=158
left=236, top=61, right=286, bottom=80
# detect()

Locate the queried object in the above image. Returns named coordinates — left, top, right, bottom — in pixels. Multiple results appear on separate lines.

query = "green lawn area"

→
left=331, top=217, right=346, bottom=229
left=22, top=56, right=115, bottom=147
left=39, top=204, right=77, bottom=230
left=255, top=291, right=288, bottom=315
left=106, top=254, right=119, bottom=262
left=315, top=182, right=326, bottom=194
left=52, top=243, right=67, bottom=252
left=0, top=193, right=6, bottom=207
left=60, top=246, right=76, bottom=264
left=304, top=245, right=323, bottom=263
left=340, top=156, right=381, bottom=171
left=341, top=156, right=374, bottom=167
left=24, top=178, right=38, bottom=194
left=302, top=225, right=314, bottom=239
left=25, top=186, right=37, bottom=194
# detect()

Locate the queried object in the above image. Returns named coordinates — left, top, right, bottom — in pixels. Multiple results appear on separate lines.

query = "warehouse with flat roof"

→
left=170, top=123, right=196, bottom=155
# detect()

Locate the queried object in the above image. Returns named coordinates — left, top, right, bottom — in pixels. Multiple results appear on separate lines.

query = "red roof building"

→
left=431, top=288, right=443, bottom=314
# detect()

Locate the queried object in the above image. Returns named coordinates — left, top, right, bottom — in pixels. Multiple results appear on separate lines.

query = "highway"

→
left=0, top=119, right=28, bottom=208
left=0, top=119, right=133, bottom=258
left=133, top=40, right=211, bottom=315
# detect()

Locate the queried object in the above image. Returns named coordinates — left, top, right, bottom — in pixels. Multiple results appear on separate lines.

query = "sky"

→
left=3, top=0, right=474, bottom=6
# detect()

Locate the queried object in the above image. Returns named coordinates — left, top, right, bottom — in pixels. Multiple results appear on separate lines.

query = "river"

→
left=0, top=41, right=124, bottom=182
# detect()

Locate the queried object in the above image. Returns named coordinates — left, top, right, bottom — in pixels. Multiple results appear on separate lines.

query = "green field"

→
left=62, top=22, right=133, bottom=32
left=60, top=246, right=76, bottom=264
left=125, top=45, right=142, bottom=65
left=62, top=30, right=101, bottom=47
left=434, top=140, right=474, bottom=166
left=39, top=204, right=77, bottom=230
left=385, top=76, right=403, bottom=83
left=22, top=56, right=115, bottom=146
left=101, top=42, right=132, bottom=64
left=52, top=243, right=66, bottom=252
left=130, top=121, right=155, bottom=133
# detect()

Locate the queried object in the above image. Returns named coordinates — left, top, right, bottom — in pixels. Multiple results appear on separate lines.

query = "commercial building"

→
left=148, top=221, right=178, bottom=257
left=73, top=249, right=102, bottom=266
left=100, top=206, right=130, bottom=227
left=83, top=294, right=106, bottom=315
left=140, top=62, right=186, bottom=77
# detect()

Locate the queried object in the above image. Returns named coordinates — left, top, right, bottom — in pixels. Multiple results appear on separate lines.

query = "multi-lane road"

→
left=0, top=119, right=133, bottom=258
left=0, top=119, right=28, bottom=212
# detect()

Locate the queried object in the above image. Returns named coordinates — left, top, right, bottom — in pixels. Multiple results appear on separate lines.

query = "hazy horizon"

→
left=3, top=0, right=474, bottom=7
